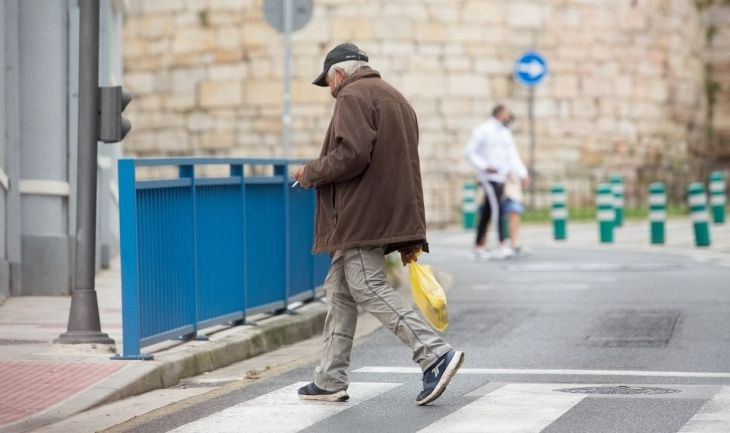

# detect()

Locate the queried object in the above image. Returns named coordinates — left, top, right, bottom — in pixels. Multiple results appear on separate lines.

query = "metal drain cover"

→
left=555, top=385, right=681, bottom=395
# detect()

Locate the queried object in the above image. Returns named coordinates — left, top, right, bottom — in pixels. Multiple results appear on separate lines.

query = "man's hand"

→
left=400, top=249, right=420, bottom=266
left=294, top=166, right=305, bottom=184
left=522, top=176, right=530, bottom=189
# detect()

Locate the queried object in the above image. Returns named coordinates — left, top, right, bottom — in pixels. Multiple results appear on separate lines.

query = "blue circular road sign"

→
left=514, top=51, right=548, bottom=87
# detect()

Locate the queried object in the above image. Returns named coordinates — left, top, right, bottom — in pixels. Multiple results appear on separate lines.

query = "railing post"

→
left=113, top=160, right=152, bottom=360
left=275, top=162, right=292, bottom=313
left=179, top=164, right=207, bottom=340
left=231, top=164, right=251, bottom=326
left=309, top=187, right=317, bottom=301
left=308, top=187, right=322, bottom=300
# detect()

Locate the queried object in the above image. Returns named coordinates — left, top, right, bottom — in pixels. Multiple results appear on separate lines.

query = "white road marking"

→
left=417, top=383, right=586, bottom=433
left=353, top=367, right=730, bottom=379
left=168, top=382, right=400, bottom=433
left=678, top=386, right=730, bottom=432
left=503, top=275, right=618, bottom=283
left=472, top=282, right=591, bottom=291
left=504, top=262, right=673, bottom=272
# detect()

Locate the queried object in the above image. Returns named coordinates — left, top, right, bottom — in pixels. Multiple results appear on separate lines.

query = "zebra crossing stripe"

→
left=417, top=383, right=585, bottom=433
left=678, top=386, right=730, bottom=433
left=353, top=366, right=730, bottom=379
left=167, top=382, right=400, bottom=433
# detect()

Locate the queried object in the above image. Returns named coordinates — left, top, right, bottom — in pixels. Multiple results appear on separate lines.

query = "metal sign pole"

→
left=263, top=0, right=313, bottom=158
left=514, top=51, right=547, bottom=211
left=57, top=0, right=114, bottom=345
left=528, top=86, right=536, bottom=210
left=282, top=0, right=292, bottom=159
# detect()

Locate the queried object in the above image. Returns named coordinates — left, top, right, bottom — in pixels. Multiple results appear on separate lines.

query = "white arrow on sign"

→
left=518, top=60, right=546, bottom=78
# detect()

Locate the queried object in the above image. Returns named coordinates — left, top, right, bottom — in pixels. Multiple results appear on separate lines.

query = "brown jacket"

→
left=301, top=67, right=427, bottom=254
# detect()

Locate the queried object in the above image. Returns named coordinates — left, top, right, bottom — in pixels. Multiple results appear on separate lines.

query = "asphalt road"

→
left=109, top=236, right=730, bottom=433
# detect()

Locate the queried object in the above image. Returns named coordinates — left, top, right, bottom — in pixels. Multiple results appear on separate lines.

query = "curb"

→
left=2, top=301, right=327, bottom=433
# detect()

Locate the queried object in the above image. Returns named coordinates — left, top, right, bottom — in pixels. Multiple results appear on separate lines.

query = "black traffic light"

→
left=98, top=86, right=131, bottom=143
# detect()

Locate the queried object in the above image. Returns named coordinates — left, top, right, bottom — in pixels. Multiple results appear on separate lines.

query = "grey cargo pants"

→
left=314, top=246, right=453, bottom=392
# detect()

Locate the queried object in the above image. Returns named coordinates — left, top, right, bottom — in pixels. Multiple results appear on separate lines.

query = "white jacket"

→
left=464, top=117, right=528, bottom=184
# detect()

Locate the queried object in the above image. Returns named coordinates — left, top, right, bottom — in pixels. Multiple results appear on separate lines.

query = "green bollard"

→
left=648, top=182, right=666, bottom=245
left=709, top=171, right=726, bottom=224
left=610, top=174, right=624, bottom=227
left=462, top=182, right=477, bottom=229
left=551, top=183, right=567, bottom=240
left=597, top=183, right=614, bottom=243
left=688, top=182, right=711, bottom=247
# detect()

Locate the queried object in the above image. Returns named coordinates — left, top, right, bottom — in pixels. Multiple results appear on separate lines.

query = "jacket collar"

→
left=333, top=67, right=381, bottom=98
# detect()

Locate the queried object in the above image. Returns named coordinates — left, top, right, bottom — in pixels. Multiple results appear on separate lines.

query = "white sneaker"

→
left=473, top=248, right=492, bottom=261
left=514, top=245, right=530, bottom=257
left=497, top=246, right=515, bottom=259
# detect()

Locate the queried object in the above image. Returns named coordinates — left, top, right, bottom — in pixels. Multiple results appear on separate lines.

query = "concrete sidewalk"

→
left=0, top=257, right=329, bottom=433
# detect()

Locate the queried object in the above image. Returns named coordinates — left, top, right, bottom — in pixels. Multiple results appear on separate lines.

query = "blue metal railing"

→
left=116, top=158, right=330, bottom=359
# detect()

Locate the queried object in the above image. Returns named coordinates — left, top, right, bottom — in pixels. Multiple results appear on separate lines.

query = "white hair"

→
left=327, top=60, right=369, bottom=81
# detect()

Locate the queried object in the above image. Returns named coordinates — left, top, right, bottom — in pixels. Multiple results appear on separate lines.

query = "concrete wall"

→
left=706, top=1, right=730, bottom=163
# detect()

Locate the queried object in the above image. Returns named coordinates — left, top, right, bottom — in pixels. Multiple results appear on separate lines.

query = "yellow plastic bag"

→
left=408, top=258, right=449, bottom=332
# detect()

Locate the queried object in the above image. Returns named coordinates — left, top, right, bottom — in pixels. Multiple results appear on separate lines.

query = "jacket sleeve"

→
left=464, top=127, right=488, bottom=172
left=507, top=132, right=528, bottom=178
left=301, top=96, right=376, bottom=187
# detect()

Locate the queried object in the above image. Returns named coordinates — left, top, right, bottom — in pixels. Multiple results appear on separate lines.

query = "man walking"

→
left=294, top=43, right=463, bottom=406
left=464, top=106, right=529, bottom=259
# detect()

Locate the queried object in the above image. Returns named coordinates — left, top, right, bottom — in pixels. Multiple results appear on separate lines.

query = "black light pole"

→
left=57, top=0, right=114, bottom=345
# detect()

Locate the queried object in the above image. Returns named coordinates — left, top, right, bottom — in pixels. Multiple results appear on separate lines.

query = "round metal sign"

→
left=514, top=50, right=548, bottom=87
left=263, top=0, right=313, bottom=33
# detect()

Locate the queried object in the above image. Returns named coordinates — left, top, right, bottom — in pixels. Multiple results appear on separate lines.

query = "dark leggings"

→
left=475, top=181, right=504, bottom=246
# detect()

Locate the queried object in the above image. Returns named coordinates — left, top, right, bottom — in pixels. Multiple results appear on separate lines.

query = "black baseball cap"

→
left=312, top=43, right=369, bottom=87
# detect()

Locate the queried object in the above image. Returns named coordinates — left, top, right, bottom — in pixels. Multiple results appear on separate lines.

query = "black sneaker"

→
left=297, top=382, right=349, bottom=402
left=416, top=350, right=464, bottom=406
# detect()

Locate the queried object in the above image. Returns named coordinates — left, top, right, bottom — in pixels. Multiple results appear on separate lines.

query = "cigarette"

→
left=291, top=181, right=299, bottom=188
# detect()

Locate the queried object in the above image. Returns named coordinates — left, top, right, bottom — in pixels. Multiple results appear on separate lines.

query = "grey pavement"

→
left=76, top=218, right=730, bottom=433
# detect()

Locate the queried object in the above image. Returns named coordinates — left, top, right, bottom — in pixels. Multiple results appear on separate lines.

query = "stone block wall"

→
left=706, top=1, right=730, bottom=162
left=122, top=0, right=722, bottom=225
